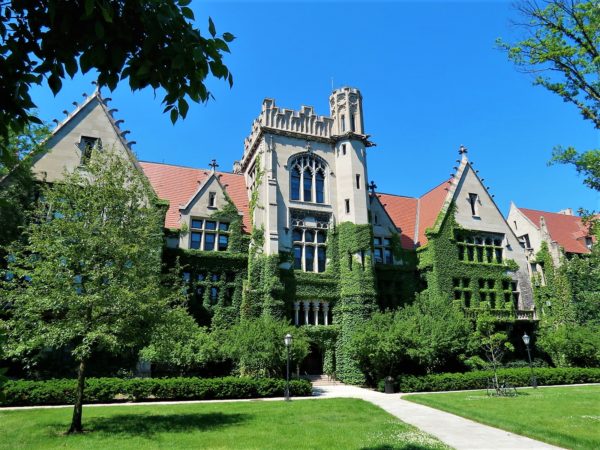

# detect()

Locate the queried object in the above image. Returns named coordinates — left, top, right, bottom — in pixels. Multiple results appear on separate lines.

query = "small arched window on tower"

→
left=350, top=114, right=355, bottom=132
left=341, top=115, right=346, bottom=132
left=289, top=153, right=328, bottom=204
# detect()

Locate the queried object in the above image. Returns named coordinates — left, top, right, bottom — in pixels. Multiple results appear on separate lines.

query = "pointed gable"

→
left=30, top=91, right=139, bottom=183
left=139, top=162, right=250, bottom=232
left=518, top=207, right=594, bottom=254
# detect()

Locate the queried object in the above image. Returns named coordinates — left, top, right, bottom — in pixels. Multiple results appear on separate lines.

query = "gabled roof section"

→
left=518, top=207, right=594, bottom=254
left=376, top=193, right=418, bottom=250
left=377, top=180, right=452, bottom=250
left=416, top=180, right=453, bottom=247
left=139, top=162, right=250, bottom=232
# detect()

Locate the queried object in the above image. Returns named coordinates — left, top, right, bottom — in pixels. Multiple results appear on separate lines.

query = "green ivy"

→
left=419, top=204, right=521, bottom=319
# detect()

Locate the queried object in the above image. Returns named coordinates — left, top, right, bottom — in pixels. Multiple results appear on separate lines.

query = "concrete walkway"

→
left=313, top=384, right=564, bottom=450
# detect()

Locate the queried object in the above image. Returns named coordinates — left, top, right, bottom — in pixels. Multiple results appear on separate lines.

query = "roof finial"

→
left=209, top=159, right=219, bottom=172
left=459, top=145, right=468, bottom=155
left=305, top=141, right=312, bottom=153
left=368, top=180, right=377, bottom=195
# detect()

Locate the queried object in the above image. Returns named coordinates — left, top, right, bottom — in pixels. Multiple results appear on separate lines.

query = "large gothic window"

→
left=289, top=154, right=327, bottom=204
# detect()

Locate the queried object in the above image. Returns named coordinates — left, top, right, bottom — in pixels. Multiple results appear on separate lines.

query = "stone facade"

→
left=24, top=87, right=540, bottom=332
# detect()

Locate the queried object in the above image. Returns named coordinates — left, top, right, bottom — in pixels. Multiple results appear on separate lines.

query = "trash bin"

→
left=384, top=376, right=395, bottom=394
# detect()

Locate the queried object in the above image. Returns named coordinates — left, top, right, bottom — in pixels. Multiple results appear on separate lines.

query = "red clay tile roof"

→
left=416, top=181, right=451, bottom=247
left=377, top=180, right=451, bottom=250
left=377, top=194, right=418, bottom=250
left=139, top=162, right=250, bottom=232
left=519, top=207, right=594, bottom=254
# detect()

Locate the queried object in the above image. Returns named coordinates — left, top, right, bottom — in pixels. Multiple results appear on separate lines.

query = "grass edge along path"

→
left=404, top=385, right=600, bottom=450
left=0, top=397, right=452, bottom=450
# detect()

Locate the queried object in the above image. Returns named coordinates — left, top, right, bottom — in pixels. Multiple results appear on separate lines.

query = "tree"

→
left=2, top=149, right=175, bottom=433
left=140, top=307, right=220, bottom=374
left=498, top=1, right=600, bottom=189
left=352, top=292, right=471, bottom=383
left=0, top=0, right=234, bottom=170
left=0, top=124, right=50, bottom=247
left=472, top=313, right=514, bottom=393
left=220, top=317, right=309, bottom=378
left=0, top=330, right=6, bottom=403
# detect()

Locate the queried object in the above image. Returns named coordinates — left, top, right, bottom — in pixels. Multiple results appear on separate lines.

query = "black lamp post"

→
left=284, top=333, right=293, bottom=401
left=522, top=332, right=537, bottom=389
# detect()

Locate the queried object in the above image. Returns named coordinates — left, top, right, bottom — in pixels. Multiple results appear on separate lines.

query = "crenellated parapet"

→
left=241, top=98, right=334, bottom=170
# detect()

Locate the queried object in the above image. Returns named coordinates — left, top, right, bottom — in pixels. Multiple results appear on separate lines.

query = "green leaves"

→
left=0, top=0, right=235, bottom=165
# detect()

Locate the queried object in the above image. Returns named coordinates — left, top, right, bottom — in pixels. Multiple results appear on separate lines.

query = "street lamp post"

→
left=522, top=332, right=537, bottom=389
left=284, top=333, right=293, bottom=401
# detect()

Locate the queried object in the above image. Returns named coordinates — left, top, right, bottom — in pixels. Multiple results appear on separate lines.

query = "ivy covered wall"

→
left=418, top=205, right=522, bottom=320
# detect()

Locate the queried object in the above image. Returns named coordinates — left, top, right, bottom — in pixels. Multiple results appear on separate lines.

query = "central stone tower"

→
left=329, top=87, right=370, bottom=226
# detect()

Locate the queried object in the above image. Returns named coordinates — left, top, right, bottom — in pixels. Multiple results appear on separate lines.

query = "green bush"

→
left=380, top=367, right=600, bottom=393
left=1, top=376, right=312, bottom=407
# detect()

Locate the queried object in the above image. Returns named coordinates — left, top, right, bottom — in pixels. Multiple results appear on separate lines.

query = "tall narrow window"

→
left=291, top=167, right=301, bottom=201
left=341, top=115, right=346, bottom=132
left=303, top=168, right=312, bottom=202
left=468, top=193, right=479, bottom=216
left=345, top=199, right=350, bottom=214
left=317, top=247, right=326, bottom=273
left=305, top=246, right=315, bottom=272
left=342, top=144, right=347, bottom=156
left=350, top=114, right=355, bottom=132
left=208, top=192, right=216, bottom=207
left=316, top=170, right=325, bottom=203
left=293, top=245, right=302, bottom=269
left=356, top=174, right=361, bottom=189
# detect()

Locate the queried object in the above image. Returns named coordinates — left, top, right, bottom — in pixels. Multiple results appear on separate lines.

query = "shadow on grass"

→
left=83, top=412, right=250, bottom=436
left=361, top=445, right=440, bottom=450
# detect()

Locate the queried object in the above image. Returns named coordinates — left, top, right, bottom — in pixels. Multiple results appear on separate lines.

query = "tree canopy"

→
left=0, top=0, right=234, bottom=169
left=499, top=0, right=599, bottom=190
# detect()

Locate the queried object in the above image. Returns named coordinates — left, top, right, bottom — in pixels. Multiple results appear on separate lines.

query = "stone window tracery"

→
left=289, top=153, right=327, bottom=204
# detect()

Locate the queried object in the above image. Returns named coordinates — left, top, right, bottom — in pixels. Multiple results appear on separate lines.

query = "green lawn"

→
left=0, top=398, right=450, bottom=450
left=405, top=385, right=600, bottom=450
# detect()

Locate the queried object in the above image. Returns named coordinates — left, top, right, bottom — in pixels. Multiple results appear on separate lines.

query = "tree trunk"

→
left=68, top=359, right=86, bottom=434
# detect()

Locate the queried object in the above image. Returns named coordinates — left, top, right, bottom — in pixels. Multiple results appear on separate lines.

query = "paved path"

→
left=313, top=384, right=564, bottom=450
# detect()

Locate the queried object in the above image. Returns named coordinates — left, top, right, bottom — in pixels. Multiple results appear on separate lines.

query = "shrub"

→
left=380, top=367, right=600, bottom=393
left=1, top=376, right=312, bottom=407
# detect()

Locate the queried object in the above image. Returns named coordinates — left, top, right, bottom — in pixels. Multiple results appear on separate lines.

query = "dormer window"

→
left=585, top=237, right=593, bottom=250
left=79, top=136, right=101, bottom=165
left=468, top=193, right=479, bottom=217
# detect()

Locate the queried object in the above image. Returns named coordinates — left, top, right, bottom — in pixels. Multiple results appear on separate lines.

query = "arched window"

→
left=289, top=153, right=328, bottom=204
left=291, top=167, right=301, bottom=201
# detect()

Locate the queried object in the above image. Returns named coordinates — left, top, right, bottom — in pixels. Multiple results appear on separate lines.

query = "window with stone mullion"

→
left=290, top=154, right=326, bottom=204
left=190, top=219, right=230, bottom=251
left=292, top=227, right=326, bottom=272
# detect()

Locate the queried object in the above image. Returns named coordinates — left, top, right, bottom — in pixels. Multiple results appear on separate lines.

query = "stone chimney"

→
left=558, top=208, right=574, bottom=215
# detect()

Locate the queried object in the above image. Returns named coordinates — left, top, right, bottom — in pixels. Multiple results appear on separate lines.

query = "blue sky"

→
left=31, top=1, right=600, bottom=214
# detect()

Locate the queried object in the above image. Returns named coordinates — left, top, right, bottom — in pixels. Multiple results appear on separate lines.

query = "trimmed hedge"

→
left=379, top=367, right=600, bottom=393
left=1, top=376, right=313, bottom=407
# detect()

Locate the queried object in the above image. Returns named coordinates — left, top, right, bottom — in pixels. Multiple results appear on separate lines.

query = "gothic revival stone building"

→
left=20, top=87, right=546, bottom=379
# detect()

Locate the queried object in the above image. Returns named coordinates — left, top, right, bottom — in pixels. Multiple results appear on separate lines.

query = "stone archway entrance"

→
left=300, top=342, right=323, bottom=375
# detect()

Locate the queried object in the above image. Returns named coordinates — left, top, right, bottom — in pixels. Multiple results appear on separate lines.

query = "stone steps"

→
left=306, top=375, right=343, bottom=386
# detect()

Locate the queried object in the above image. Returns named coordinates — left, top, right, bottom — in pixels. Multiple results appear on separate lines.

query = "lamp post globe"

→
left=284, top=333, right=292, bottom=401
left=522, top=333, right=530, bottom=346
